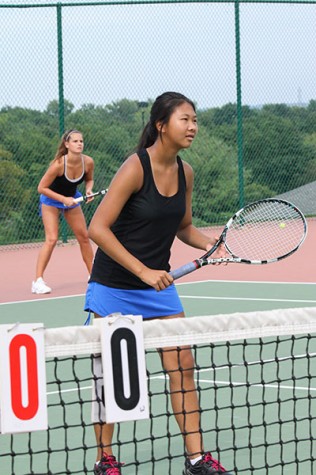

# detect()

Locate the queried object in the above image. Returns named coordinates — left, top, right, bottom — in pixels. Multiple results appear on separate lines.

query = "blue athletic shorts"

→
left=84, top=281, right=184, bottom=321
left=39, top=191, right=82, bottom=215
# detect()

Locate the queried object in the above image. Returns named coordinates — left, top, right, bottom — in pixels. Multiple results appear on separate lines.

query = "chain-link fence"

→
left=1, top=0, right=316, bottom=248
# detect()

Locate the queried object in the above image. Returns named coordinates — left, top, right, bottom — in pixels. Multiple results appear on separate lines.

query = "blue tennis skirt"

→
left=84, top=281, right=184, bottom=321
left=39, top=192, right=82, bottom=215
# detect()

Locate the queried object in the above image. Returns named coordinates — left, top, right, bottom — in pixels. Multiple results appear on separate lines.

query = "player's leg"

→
left=93, top=426, right=123, bottom=475
left=64, top=206, right=94, bottom=274
left=159, top=313, right=232, bottom=474
left=92, top=313, right=123, bottom=475
left=158, top=333, right=203, bottom=457
left=93, top=421, right=123, bottom=475
left=94, top=422, right=115, bottom=460
left=32, top=204, right=59, bottom=294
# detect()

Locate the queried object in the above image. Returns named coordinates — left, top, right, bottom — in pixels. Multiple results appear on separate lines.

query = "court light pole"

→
left=56, top=4, right=67, bottom=243
left=234, top=0, right=245, bottom=209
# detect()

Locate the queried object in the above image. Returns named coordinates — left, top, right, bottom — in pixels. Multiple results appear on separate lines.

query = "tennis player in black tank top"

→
left=32, top=130, right=95, bottom=294
left=85, top=92, right=231, bottom=475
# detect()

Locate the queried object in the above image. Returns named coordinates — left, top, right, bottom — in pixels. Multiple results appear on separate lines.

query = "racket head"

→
left=223, top=198, right=307, bottom=263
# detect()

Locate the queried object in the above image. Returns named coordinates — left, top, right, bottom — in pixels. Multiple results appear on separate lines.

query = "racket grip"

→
left=170, top=262, right=199, bottom=280
left=73, top=196, right=84, bottom=204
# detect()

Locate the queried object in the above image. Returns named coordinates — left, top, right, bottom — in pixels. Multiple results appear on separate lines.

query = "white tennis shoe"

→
left=31, top=277, right=52, bottom=294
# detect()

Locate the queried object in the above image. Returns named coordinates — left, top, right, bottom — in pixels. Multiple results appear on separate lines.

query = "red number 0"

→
left=9, top=334, right=39, bottom=420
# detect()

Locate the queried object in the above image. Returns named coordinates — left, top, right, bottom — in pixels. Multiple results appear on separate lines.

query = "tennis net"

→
left=1, top=307, right=316, bottom=474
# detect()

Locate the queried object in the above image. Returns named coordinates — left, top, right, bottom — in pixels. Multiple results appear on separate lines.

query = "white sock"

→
left=190, top=455, right=202, bottom=465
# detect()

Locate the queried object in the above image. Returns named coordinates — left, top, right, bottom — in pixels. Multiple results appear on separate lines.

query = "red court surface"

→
left=0, top=220, right=315, bottom=304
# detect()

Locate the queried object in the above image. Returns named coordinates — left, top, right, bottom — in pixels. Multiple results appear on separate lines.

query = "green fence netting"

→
left=1, top=0, right=316, bottom=248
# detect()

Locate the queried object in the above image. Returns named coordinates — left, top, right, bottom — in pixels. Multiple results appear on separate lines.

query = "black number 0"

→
left=110, top=328, right=141, bottom=410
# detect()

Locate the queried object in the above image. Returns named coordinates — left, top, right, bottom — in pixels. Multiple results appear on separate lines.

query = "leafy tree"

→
left=106, top=99, right=139, bottom=123
left=0, top=160, right=32, bottom=244
left=1, top=98, right=316, bottom=245
left=243, top=113, right=316, bottom=193
left=45, top=99, right=74, bottom=118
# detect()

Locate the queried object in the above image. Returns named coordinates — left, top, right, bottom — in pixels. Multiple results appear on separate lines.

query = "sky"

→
left=0, top=0, right=315, bottom=111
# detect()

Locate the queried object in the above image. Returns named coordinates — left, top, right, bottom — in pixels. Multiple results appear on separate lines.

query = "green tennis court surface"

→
left=1, top=280, right=316, bottom=328
left=1, top=280, right=316, bottom=474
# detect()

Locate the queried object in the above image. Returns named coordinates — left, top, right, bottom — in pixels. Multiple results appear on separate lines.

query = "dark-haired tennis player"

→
left=32, top=129, right=94, bottom=294
left=85, top=92, right=231, bottom=475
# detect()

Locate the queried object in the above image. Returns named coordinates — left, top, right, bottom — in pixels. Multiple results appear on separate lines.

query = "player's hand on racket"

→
left=73, top=189, right=107, bottom=204
left=206, top=236, right=228, bottom=265
left=63, top=196, right=77, bottom=207
left=139, top=267, right=173, bottom=291
left=84, top=190, right=94, bottom=203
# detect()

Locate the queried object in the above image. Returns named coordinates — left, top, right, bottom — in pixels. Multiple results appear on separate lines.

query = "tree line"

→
left=1, top=98, right=316, bottom=245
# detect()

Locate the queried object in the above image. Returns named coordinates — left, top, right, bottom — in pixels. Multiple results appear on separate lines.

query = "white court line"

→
left=178, top=279, right=316, bottom=286
left=2, top=279, right=315, bottom=306
left=47, top=353, right=316, bottom=397
left=47, top=385, right=92, bottom=396
left=188, top=380, right=316, bottom=392
left=0, top=293, right=85, bottom=306
left=179, top=295, right=316, bottom=304
left=47, top=378, right=316, bottom=397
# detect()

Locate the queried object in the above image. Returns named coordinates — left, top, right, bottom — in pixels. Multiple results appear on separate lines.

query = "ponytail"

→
left=137, top=121, right=158, bottom=151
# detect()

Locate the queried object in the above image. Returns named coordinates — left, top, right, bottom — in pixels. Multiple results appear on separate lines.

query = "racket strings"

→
left=225, top=201, right=306, bottom=261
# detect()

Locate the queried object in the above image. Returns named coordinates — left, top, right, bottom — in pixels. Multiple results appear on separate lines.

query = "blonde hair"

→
left=53, top=129, right=82, bottom=162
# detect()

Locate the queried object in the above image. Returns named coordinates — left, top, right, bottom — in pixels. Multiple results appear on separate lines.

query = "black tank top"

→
left=49, top=155, right=85, bottom=197
left=91, top=149, right=187, bottom=289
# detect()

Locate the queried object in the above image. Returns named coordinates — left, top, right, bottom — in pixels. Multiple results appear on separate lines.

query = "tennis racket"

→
left=170, top=198, right=307, bottom=280
left=73, top=189, right=107, bottom=204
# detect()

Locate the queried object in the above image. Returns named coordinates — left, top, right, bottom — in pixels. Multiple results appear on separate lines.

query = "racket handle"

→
left=170, top=261, right=199, bottom=280
left=73, top=196, right=84, bottom=204
left=73, top=189, right=107, bottom=204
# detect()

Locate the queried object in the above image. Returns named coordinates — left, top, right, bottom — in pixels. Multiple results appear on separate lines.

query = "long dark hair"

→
left=137, top=92, right=196, bottom=151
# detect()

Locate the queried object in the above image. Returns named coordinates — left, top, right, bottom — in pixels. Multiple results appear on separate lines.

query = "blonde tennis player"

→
left=32, top=129, right=94, bottom=294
